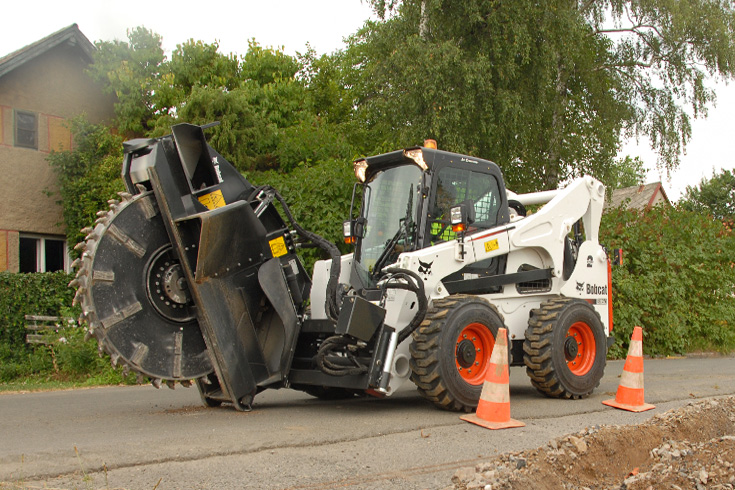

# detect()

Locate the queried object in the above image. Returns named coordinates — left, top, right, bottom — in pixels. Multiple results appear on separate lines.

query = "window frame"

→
left=14, top=109, right=38, bottom=150
left=18, top=234, right=70, bottom=273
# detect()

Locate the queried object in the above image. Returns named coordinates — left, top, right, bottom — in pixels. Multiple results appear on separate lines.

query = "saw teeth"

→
left=118, top=191, right=133, bottom=201
left=135, top=184, right=147, bottom=193
left=70, top=276, right=87, bottom=290
left=108, top=199, right=120, bottom=206
left=122, top=365, right=130, bottom=377
left=110, top=353, right=120, bottom=367
left=96, top=210, right=110, bottom=218
left=136, top=373, right=145, bottom=384
left=94, top=217, right=108, bottom=226
left=152, top=378, right=162, bottom=389
left=199, top=375, right=212, bottom=385
left=180, top=380, right=192, bottom=388
left=166, top=380, right=176, bottom=390
left=73, top=242, right=86, bottom=252
left=80, top=227, right=93, bottom=235
left=84, top=330, right=92, bottom=342
left=71, top=258, right=82, bottom=270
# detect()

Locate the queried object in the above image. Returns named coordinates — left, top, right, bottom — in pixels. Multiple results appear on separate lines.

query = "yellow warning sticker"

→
left=484, top=239, right=499, bottom=253
left=269, top=236, right=288, bottom=258
left=197, top=190, right=226, bottom=210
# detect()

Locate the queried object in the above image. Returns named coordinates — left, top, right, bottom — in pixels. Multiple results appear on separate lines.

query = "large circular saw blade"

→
left=72, top=191, right=213, bottom=384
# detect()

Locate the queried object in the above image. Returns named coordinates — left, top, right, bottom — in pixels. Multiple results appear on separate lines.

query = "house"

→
left=604, top=182, right=671, bottom=212
left=0, top=24, right=115, bottom=273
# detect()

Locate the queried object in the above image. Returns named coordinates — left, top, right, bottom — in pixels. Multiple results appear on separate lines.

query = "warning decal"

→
left=484, top=239, right=499, bottom=253
left=197, top=190, right=226, bottom=210
left=269, top=236, right=288, bottom=257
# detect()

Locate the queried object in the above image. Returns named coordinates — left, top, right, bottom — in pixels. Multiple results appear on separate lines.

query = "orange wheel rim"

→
left=565, top=321, right=596, bottom=375
left=455, top=322, right=495, bottom=385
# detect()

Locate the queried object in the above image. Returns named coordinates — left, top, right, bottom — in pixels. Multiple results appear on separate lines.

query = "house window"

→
left=15, top=110, right=38, bottom=149
left=19, top=235, right=69, bottom=273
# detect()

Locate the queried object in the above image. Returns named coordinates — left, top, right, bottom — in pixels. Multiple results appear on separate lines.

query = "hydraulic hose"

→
left=316, top=335, right=368, bottom=376
left=381, top=268, right=428, bottom=344
left=249, top=186, right=343, bottom=322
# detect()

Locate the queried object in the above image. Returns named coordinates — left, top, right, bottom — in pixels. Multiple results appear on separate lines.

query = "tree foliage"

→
left=680, top=168, right=735, bottom=220
left=356, top=0, right=735, bottom=191
left=601, top=205, right=735, bottom=357
left=88, top=31, right=359, bottom=173
left=87, top=27, right=167, bottom=136
left=46, top=117, right=125, bottom=253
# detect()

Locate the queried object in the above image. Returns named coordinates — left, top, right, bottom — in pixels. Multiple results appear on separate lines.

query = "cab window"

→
left=429, top=167, right=501, bottom=242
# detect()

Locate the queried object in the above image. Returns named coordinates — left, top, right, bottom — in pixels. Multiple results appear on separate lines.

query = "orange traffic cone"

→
left=602, top=326, right=655, bottom=412
left=460, top=327, right=525, bottom=429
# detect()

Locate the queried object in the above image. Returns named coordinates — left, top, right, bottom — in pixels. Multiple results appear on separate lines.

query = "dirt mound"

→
left=449, top=396, right=735, bottom=490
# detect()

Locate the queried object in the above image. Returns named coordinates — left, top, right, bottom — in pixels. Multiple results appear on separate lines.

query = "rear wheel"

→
left=523, top=298, right=606, bottom=399
left=410, top=295, right=506, bottom=412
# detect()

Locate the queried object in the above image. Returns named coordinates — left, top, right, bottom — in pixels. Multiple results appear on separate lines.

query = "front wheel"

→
left=410, top=295, right=507, bottom=412
left=523, top=298, right=607, bottom=399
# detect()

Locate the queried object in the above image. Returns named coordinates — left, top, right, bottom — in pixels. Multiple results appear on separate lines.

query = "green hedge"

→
left=600, top=205, right=735, bottom=357
left=0, top=272, right=77, bottom=349
left=0, top=272, right=134, bottom=384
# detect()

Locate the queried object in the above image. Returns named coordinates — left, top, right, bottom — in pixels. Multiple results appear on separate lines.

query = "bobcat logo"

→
left=576, top=281, right=585, bottom=292
left=418, top=259, right=434, bottom=275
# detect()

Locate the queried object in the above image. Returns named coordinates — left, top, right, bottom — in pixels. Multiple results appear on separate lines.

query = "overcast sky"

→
left=3, top=0, right=733, bottom=201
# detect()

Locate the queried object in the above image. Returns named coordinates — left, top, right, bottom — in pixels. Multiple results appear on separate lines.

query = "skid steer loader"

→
left=72, top=123, right=614, bottom=412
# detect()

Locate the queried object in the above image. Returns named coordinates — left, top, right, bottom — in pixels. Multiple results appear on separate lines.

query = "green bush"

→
left=0, top=272, right=135, bottom=384
left=0, top=272, right=76, bottom=349
left=601, top=205, right=735, bottom=358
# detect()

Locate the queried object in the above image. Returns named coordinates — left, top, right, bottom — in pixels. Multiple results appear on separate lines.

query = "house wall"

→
left=0, top=230, right=19, bottom=272
left=0, top=40, right=115, bottom=271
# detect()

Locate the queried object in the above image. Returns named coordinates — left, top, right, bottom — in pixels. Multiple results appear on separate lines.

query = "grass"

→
left=0, top=373, right=141, bottom=394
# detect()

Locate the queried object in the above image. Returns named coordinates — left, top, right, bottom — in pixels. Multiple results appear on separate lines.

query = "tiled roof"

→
left=0, top=24, right=95, bottom=80
left=605, top=182, right=671, bottom=211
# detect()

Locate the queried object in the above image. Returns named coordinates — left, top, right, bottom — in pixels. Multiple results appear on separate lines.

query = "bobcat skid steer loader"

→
left=72, top=123, right=613, bottom=411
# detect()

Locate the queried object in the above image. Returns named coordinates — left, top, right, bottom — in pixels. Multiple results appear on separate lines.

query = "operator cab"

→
left=347, top=145, right=510, bottom=287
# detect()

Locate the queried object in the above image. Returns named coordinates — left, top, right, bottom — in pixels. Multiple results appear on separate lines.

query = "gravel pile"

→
left=447, top=396, right=735, bottom=490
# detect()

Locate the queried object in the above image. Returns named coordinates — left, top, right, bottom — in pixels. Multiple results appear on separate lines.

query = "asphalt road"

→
left=2, top=355, right=734, bottom=490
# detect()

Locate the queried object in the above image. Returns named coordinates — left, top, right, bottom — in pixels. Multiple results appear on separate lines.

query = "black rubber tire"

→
left=523, top=297, right=607, bottom=399
left=409, top=295, right=507, bottom=412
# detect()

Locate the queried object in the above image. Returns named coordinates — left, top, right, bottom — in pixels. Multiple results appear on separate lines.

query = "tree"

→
left=87, top=27, right=167, bottom=137
left=353, top=0, right=735, bottom=191
left=601, top=156, right=647, bottom=191
left=681, top=168, right=735, bottom=220
left=88, top=30, right=358, bottom=172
